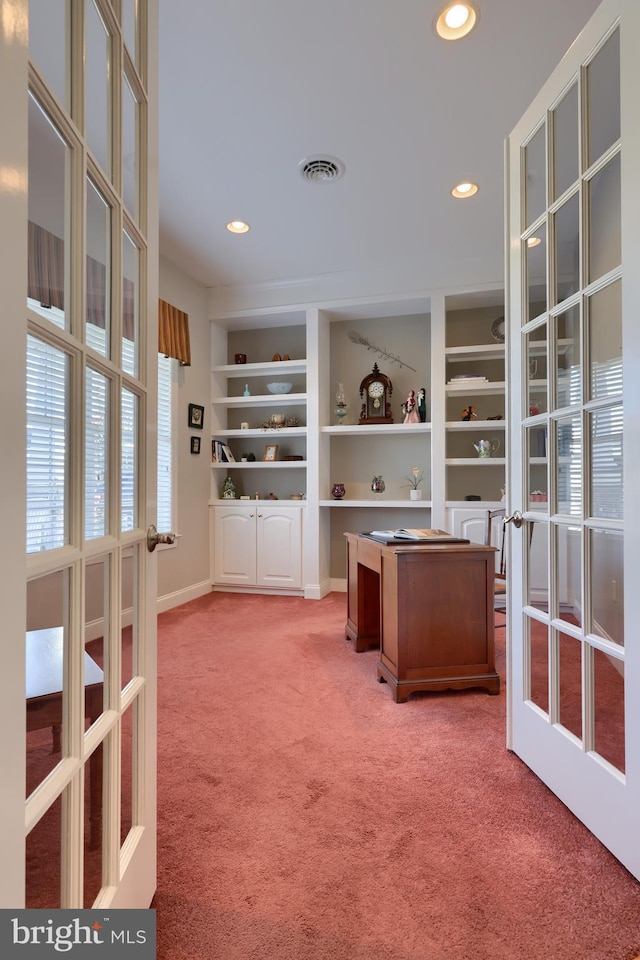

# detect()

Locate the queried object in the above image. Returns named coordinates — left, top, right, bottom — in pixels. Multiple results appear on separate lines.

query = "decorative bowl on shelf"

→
left=266, top=381, right=293, bottom=394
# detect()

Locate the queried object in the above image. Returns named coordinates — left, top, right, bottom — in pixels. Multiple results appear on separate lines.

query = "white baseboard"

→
left=157, top=579, right=212, bottom=613
left=304, top=578, right=335, bottom=599
left=330, top=578, right=347, bottom=593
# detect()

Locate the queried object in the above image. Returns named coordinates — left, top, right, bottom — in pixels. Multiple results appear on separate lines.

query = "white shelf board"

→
left=212, top=461, right=307, bottom=469
left=445, top=343, right=505, bottom=362
left=209, top=498, right=307, bottom=505
left=445, top=420, right=506, bottom=431
left=446, top=500, right=504, bottom=509
left=446, top=382, right=506, bottom=395
left=212, top=359, right=307, bottom=377
left=319, top=499, right=433, bottom=508
left=212, top=393, right=306, bottom=408
left=445, top=458, right=507, bottom=466
left=322, top=423, right=431, bottom=436
left=211, top=426, right=307, bottom=438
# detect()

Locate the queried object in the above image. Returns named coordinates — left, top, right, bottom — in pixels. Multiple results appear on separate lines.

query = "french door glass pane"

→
left=589, top=405, right=623, bottom=521
left=121, top=0, right=138, bottom=66
left=85, top=556, right=109, bottom=721
left=526, top=323, right=547, bottom=415
left=586, top=29, right=620, bottom=168
left=557, top=524, right=582, bottom=627
left=527, top=520, right=549, bottom=614
left=121, top=388, right=138, bottom=532
left=121, top=544, right=140, bottom=689
left=553, top=191, right=580, bottom=305
left=527, top=224, right=547, bottom=322
left=526, top=425, right=547, bottom=503
left=122, top=229, right=139, bottom=375
left=86, top=0, right=112, bottom=175
left=588, top=154, right=621, bottom=283
left=28, top=95, right=68, bottom=328
left=589, top=529, right=624, bottom=647
left=121, top=702, right=134, bottom=846
left=86, top=178, right=112, bottom=358
left=524, top=124, right=546, bottom=228
left=26, top=336, right=69, bottom=552
left=555, top=415, right=582, bottom=516
left=554, top=306, right=581, bottom=410
left=29, top=0, right=68, bottom=108
left=123, top=75, right=138, bottom=219
left=587, top=280, right=622, bottom=402
left=527, top=615, right=549, bottom=713
left=26, top=569, right=70, bottom=797
left=552, top=83, right=578, bottom=200
left=85, top=367, right=110, bottom=540
left=593, top=647, right=625, bottom=773
left=83, top=750, right=104, bottom=906
left=26, top=801, right=62, bottom=908
left=558, top=629, right=582, bottom=740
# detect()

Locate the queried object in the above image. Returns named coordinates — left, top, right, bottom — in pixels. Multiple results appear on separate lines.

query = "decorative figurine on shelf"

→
left=335, top=382, right=348, bottom=425
left=371, top=475, right=386, bottom=499
left=461, top=405, right=478, bottom=421
left=418, top=388, right=427, bottom=422
left=243, top=383, right=251, bottom=397
left=222, top=476, right=236, bottom=499
left=331, top=482, right=346, bottom=500
left=402, top=389, right=420, bottom=424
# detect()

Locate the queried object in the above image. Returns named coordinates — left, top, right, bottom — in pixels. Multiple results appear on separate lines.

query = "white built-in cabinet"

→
left=209, top=290, right=509, bottom=595
left=213, top=504, right=303, bottom=590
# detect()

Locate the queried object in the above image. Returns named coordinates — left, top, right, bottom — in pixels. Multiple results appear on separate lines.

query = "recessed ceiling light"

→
left=451, top=181, right=479, bottom=198
left=527, top=236, right=542, bottom=247
left=226, top=220, right=250, bottom=234
left=435, top=2, right=479, bottom=40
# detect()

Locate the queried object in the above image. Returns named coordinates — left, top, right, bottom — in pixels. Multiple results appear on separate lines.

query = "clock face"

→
left=368, top=381, right=385, bottom=399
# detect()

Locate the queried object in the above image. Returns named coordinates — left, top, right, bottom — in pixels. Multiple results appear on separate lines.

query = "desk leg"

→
left=346, top=561, right=380, bottom=653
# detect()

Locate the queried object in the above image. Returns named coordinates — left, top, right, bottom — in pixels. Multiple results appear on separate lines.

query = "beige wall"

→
left=157, top=256, right=211, bottom=602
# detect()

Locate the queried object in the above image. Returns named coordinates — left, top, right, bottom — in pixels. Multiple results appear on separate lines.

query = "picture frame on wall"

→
left=190, top=436, right=201, bottom=455
left=188, top=403, right=204, bottom=429
left=263, top=444, right=279, bottom=462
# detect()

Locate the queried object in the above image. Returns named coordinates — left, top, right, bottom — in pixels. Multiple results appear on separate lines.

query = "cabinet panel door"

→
left=257, top=508, right=302, bottom=588
left=214, top=507, right=257, bottom=584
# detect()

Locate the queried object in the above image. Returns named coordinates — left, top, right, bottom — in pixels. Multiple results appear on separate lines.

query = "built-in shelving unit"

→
left=209, top=289, right=510, bottom=595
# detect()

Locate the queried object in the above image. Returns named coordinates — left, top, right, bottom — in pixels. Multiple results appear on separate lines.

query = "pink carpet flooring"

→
left=153, top=591, right=640, bottom=960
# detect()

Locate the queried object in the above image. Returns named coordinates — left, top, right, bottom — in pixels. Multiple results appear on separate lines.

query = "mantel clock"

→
left=358, top=363, right=393, bottom=424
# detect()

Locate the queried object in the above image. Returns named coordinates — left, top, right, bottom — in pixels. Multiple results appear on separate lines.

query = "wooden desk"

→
left=26, top=627, right=104, bottom=847
left=344, top=533, right=500, bottom=702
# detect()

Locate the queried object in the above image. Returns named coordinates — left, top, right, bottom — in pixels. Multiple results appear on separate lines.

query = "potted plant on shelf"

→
left=403, top=467, right=424, bottom=501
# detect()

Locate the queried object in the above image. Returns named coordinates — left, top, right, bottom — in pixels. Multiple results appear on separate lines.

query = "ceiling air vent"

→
left=298, top=155, right=345, bottom=184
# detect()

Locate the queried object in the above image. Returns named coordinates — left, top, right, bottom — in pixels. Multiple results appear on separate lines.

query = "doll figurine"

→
left=461, top=405, right=477, bottom=422
left=402, top=389, right=420, bottom=424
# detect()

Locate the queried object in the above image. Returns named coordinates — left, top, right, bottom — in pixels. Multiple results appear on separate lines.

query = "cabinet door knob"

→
left=258, top=513, right=263, bottom=518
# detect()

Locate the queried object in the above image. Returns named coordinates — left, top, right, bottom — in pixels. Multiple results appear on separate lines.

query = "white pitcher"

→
left=473, top=438, right=500, bottom=458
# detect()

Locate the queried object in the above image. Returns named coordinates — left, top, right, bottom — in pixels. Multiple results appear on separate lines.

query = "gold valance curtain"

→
left=28, top=221, right=136, bottom=341
left=158, top=298, right=191, bottom=366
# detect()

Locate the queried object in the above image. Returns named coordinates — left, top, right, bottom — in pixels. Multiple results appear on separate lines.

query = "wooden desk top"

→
left=26, top=626, right=104, bottom=700
left=345, top=531, right=496, bottom=555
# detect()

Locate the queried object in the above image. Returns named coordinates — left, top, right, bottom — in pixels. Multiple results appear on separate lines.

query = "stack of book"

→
left=447, top=373, right=489, bottom=386
left=211, top=440, right=235, bottom=463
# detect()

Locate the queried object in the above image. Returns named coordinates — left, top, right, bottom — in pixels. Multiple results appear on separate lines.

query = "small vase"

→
left=331, top=483, right=345, bottom=500
left=409, top=489, right=422, bottom=501
left=371, top=475, right=385, bottom=499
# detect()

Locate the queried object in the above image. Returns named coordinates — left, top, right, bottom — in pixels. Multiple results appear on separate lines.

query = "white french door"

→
left=0, top=0, right=159, bottom=908
left=506, top=0, right=640, bottom=879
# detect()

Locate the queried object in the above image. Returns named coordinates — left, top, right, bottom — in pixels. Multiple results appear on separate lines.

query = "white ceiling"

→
left=158, top=0, right=602, bottom=304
